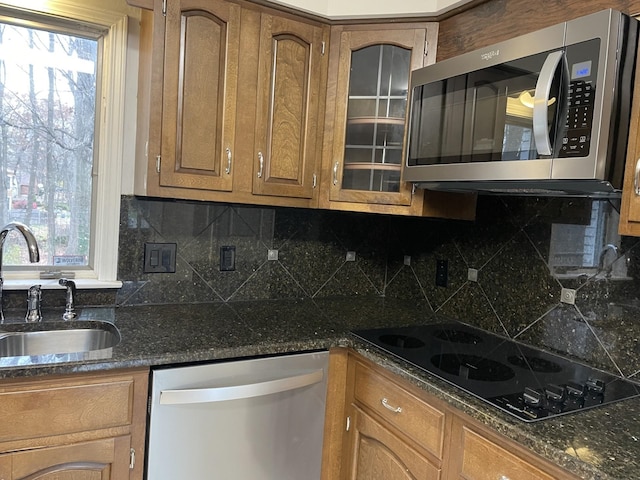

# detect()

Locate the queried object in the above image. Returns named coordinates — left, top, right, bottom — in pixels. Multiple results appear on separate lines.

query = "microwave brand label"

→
left=480, top=49, right=500, bottom=60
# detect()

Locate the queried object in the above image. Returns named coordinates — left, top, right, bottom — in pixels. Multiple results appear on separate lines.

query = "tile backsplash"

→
left=117, top=195, right=640, bottom=380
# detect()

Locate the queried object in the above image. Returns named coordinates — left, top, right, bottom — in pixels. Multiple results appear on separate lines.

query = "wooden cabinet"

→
left=447, top=415, right=576, bottom=480
left=319, top=24, right=476, bottom=218
left=0, top=368, right=148, bottom=480
left=619, top=44, right=640, bottom=235
left=322, top=349, right=578, bottom=480
left=252, top=13, right=326, bottom=200
left=156, top=0, right=240, bottom=193
left=335, top=351, right=446, bottom=479
left=136, top=0, right=328, bottom=208
left=133, top=0, right=475, bottom=218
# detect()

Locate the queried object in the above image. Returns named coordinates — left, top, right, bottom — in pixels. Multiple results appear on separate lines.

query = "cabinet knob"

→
left=257, top=152, right=264, bottom=178
left=225, top=147, right=232, bottom=174
left=381, top=397, right=402, bottom=413
left=333, top=161, right=339, bottom=186
left=634, top=158, right=640, bottom=195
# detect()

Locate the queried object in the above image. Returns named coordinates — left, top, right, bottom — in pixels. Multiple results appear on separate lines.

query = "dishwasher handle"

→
left=159, top=369, right=324, bottom=405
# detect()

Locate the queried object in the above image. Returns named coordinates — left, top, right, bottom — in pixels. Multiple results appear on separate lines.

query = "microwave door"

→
left=533, top=50, right=568, bottom=156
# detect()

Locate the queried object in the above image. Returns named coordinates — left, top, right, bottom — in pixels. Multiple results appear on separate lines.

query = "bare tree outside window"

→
left=0, top=20, right=97, bottom=268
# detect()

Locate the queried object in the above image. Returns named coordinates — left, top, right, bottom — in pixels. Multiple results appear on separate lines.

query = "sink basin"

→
left=0, top=321, right=120, bottom=357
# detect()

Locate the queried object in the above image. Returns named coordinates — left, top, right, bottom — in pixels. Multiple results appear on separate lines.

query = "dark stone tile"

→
left=384, top=264, right=429, bottom=304
left=229, top=261, right=307, bottom=301
left=275, top=213, right=346, bottom=297
left=449, top=196, right=519, bottom=269
left=313, top=296, right=433, bottom=330
left=480, top=231, right=560, bottom=336
left=436, top=282, right=504, bottom=335
left=516, top=304, right=620, bottom=373
left=315, top=261, right=380, bottom=297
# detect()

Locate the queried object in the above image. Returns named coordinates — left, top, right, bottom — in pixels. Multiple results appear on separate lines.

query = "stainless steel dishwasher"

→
left=146, top=351, right=329, bottom=479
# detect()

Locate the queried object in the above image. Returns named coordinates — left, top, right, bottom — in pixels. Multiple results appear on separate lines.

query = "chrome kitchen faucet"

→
left=0, top=222, right=40, bottom=322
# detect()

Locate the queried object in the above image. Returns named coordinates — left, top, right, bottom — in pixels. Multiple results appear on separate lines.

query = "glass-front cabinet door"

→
left=327, top=27, right=433, bottom=206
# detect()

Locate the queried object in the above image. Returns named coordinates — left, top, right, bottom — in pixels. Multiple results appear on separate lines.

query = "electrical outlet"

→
left=435, top=259, right=448, bottom=287
left=143, top=243, right=177, bottom=273
left=220, top=246, right=236, bottom=271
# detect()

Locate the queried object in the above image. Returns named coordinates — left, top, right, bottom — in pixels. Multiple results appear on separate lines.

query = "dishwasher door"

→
left=146, top=351, right=329, bottom=480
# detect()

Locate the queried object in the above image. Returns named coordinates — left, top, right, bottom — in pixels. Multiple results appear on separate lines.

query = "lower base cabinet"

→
left=0, top=368, right=149, bottom=480
left=323, top=349, right=578, bottom=480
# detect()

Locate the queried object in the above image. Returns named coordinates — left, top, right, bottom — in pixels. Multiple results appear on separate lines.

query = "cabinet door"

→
left=9, top=436, right=131, bottom=480
left=328, top=27, right=430, bottom=206
left=447, top=415, right=576, bottom=480
left=344, top=406, right=441, bottom=480
left=253, top=14, right=326, bottom=199
left=159, top=0, right=240, bottom=192
left=619, top=45, right=640, bottom=236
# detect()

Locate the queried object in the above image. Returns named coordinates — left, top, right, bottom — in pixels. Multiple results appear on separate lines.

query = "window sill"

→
left=1, top=279, right=122, bottom=290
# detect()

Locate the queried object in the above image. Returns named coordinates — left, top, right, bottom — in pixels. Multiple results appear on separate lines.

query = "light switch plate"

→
left=143, top=243, right=177, bottom=273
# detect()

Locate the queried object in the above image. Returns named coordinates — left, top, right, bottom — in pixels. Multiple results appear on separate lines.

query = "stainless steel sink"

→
left=0, top=321, right=120, bottom=357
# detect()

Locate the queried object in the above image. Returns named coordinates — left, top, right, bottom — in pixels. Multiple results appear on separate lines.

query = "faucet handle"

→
left=25, top=285, right=42, bottom=323
left=59, top=278, right=77, bottom=320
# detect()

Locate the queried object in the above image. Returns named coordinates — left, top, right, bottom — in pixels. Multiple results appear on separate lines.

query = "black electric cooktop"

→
left=352, top=322, right=640, bottom=422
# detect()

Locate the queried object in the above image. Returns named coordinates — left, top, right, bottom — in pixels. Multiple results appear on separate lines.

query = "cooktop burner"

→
left=352, top=322, right=640, bottom=422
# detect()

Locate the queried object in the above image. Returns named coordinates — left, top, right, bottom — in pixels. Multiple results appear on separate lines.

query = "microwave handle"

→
left=533, top=50, right=565, bottom=156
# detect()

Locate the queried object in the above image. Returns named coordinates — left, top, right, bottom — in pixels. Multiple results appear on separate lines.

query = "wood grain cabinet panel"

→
left=619, top=44, right=640, bottom=236
left=447, top=415, right=577, bottom=480
left=0, top=369, right=148, bottom=480
left=347, top=406, right=441, bottom=480
left=253, top=14, right=325, bottom=200
left=353, top=361, right=445, bottom=459
left=323, top=26, right=429, bottom=210
left=9, top=436, right=131, bottom=480
left=158, top=0, right=240, bottom=192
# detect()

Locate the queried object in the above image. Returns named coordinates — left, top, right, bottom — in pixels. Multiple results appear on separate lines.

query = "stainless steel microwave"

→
left=403, top=9, right=639, bottom=196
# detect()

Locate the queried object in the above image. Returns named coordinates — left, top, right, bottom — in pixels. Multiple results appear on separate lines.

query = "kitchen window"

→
left=548, top=200, right=628, bottom=280
left=0, top=1, right=126, bottom=287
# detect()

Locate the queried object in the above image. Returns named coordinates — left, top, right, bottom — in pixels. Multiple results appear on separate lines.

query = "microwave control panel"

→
left=560, top=80, right=594, bottom=158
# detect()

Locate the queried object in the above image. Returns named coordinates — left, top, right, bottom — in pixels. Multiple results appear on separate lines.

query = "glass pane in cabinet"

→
left=342, top=168, right=401, bottom=192
left=342, top=43, right=411, bottom=193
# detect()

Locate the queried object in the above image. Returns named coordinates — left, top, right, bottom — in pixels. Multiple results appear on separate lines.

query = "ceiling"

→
left=263, top=0, right=473, bottom=19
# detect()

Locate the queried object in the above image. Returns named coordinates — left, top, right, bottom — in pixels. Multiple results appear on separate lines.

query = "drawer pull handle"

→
left=635, top=158, right=640, bottom=195
left=499, top=476, right=511, bottom=480
left=381, top=397, right=402, bottom=413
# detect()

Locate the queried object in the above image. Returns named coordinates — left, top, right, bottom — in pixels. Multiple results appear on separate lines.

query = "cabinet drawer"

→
left=353, top=361, right=445, bottom=458
left=0, top=375, right=134, bottom=443
left=459, top=425, right=556, bottom=480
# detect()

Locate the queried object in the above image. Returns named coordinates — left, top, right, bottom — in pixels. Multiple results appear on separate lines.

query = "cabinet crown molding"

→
left=265, top=0, right=473, bottom=19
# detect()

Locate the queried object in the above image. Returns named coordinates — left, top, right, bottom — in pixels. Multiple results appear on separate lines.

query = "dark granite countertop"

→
left=0, top=298, right=637, bottom=479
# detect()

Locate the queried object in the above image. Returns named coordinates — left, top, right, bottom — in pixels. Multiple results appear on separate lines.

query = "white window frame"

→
left=0, top=0, right=126, bottom=289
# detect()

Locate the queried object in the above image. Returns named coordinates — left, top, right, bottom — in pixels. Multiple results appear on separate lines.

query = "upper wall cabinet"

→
left=135, top=0, right=328, bottom=208
left=619, top=46, right=640, bottom=236
left=132, top=0, right=475, bottom=219
left=159, top=0, right=240, bottom=193
left=319, top=24, right=476, bottom=218
left=252, top=14, right=326, bottom=200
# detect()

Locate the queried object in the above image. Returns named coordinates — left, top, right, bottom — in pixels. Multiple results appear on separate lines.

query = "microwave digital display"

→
left=572, top=60, right=593, bottom=79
